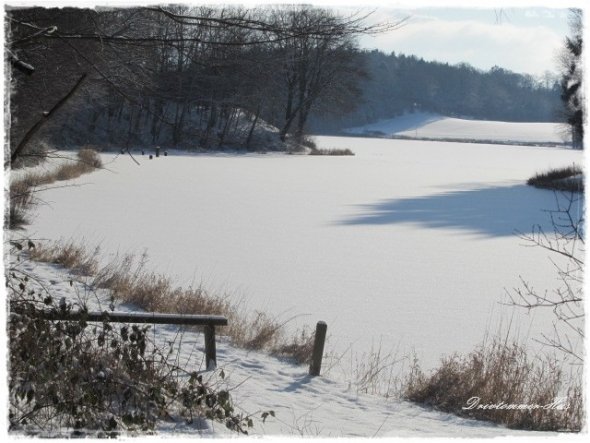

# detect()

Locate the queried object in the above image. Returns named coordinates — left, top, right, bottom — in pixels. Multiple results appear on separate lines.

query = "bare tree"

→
left=266, top=5, right=403, bottom=142
left=5, top=5, right=402, bottom=157
left=508, top=192, right=584, bottom=362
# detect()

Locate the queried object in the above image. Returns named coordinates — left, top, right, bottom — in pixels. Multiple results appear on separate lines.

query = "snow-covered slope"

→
left=345, top=113, right=567, bottom=144
left=8, top=256, right=552, bottom=437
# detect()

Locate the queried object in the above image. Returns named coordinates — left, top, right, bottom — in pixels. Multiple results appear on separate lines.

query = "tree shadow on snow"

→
left=338, top=184, right=582, bottom=238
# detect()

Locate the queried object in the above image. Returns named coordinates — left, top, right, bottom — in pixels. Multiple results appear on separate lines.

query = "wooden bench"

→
left=29, top=310, right=228, bottom=370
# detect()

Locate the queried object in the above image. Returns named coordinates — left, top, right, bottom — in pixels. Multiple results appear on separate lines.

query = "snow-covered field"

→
left=7, top=134, right=584, bottom=436
left=345, top=112, right=567, bottom=144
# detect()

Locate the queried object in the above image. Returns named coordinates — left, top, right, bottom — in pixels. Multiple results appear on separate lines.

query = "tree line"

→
left=307, top=50, right=564, bottom=134
left=6, top=6, right=582, bottom=160
left=6, top=5, right=397, bottom=162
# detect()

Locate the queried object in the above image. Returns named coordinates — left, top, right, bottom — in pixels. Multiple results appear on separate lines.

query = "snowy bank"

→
left=344, top=113, right=568, bottom=145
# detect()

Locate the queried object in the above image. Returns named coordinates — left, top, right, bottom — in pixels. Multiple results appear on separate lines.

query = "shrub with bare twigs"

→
left=7, top=241, right=266, bottom=436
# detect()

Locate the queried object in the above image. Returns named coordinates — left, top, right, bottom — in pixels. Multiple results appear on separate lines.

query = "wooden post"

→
left=309, top=321, right=327, bottom=376
left=204, top=324, right=217, bottom=370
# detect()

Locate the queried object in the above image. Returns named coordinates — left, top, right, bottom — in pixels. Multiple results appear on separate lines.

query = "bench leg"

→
left=204, top=324, right=217, bottom=370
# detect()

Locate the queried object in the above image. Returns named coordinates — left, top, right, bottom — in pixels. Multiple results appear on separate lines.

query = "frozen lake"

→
left=24, top=136, right=583, bottom=369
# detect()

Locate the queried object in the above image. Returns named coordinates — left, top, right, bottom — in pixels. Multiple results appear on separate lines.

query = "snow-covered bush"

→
left=7, top=241, right=257, bottom=436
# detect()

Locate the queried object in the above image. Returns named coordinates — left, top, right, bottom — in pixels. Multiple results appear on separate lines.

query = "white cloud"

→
left=359, top=14, right=565, bottom=76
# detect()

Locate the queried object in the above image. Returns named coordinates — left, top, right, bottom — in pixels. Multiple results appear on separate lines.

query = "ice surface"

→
left=19, top=137, right=583, bottom=372
left=8, top=132, right=584, bottom=436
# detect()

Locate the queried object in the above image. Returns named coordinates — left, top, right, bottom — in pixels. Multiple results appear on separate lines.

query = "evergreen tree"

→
left=559, top=9, right=584, bottom=149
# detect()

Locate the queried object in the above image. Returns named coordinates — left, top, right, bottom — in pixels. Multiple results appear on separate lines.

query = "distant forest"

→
left=308, top=50, right=562, bottom=133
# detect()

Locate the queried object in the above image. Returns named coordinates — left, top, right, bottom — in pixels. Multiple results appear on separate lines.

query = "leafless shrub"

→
left=508, top=192, right=584, bottom=362
left=527, top=164, right=583, bottom=192
left=7, top=204, right=29, bottom=231
left=78, top=147, right=103, bottom=168
left=7, top=181, right=34, bottom=230
left=300, top=135, right=317, bottom=149
left=7, top=244, right=260, bottom=436
left=405, top=192, right=585, bottom=431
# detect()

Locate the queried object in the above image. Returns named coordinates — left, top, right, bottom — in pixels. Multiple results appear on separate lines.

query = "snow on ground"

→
left=18, top=139, right=584, bottom=374
left=344, top=112, right=567, bottom=144
left=6, top=255, right=552, bottom=437
left=6, top=132, right=584, bottom=436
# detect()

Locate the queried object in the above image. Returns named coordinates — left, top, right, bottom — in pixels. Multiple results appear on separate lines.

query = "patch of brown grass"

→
left=78, top=148, right=103, bottom=168
left=30, top=241, right=100, bottom=276
left=229, top=311, right=284, bottom=351
left=404, top=339, right=583, bottom=431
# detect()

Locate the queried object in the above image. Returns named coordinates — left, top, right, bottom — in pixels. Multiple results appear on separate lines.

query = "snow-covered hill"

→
left=344, top=113, right=567, bottom=145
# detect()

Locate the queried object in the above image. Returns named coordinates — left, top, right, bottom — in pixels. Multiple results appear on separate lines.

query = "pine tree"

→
left=560, top=9, right=584, bottom=149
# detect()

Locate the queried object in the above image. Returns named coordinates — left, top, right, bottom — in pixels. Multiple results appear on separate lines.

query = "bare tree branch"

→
left=9, top=72, right=87, bottom=166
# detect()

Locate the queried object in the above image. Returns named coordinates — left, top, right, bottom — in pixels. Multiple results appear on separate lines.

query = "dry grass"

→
left=309, top=147, right=355, bottom=156
left=7, top=148, right=103, bottom=229
left=272, top=328, right=315, bottom=365
left=404, top=339, right=583, bottom=431
left=78, top=147, right=103, bottom=168
left=28, top=240, right=315, bottom=363
left=8, top=179, right=35, bottom=230
left=319, top=342, right=411, bottom=400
